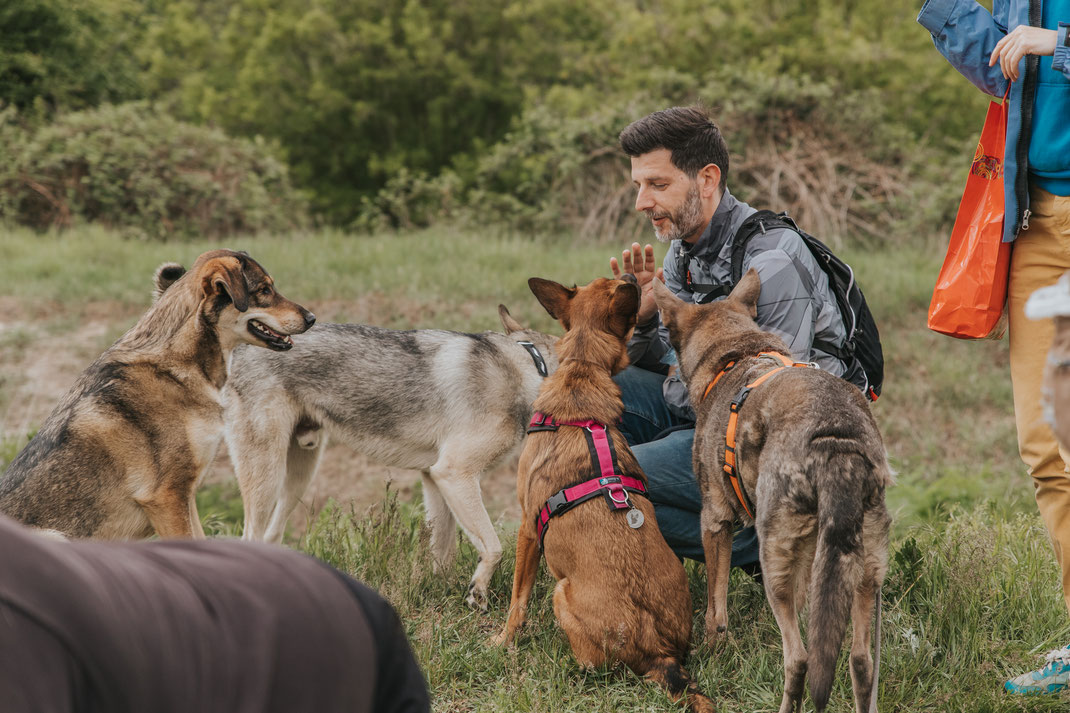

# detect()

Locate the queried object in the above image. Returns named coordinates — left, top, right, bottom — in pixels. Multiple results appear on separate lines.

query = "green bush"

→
left=137, top=0, right=986, bottom=240
left=0, top=0, right=143, bottom=115
left=0, top=102, right=309, bottom=239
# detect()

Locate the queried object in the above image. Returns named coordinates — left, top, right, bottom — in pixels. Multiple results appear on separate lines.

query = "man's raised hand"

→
left=610, top=242, right=663, bottom=324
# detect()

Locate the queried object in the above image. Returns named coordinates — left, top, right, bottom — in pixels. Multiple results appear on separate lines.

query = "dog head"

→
left=528, top=275, right=640, bottom=374
left=653, top=269, right=785, bottom=383
left=157, top=250, right=315, bottom=352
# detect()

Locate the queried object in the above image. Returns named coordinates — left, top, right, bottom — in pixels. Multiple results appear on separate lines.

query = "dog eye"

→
left=259, top=286, right=272, bottom=297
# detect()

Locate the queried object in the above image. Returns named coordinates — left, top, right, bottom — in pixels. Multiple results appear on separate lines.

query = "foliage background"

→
left=1, top=0, right=991, bottom=239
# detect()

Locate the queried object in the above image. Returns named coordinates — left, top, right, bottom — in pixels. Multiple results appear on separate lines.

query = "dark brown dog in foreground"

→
left=0, top=250, right=315, bottom=540
left=493, top=276, right=713, bottom=713
left=654, top=270, right=891, bottom=713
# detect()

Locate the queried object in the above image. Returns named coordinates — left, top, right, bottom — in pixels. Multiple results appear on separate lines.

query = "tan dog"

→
left=493, top=276, right=713, bottom=713
left=0, top=250, right=315, bottom=539
left=653, top=271, right=891, bottom=713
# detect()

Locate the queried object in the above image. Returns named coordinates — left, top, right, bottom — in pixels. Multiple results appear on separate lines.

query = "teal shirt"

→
left=1030, top=0, right=1070, bottom=196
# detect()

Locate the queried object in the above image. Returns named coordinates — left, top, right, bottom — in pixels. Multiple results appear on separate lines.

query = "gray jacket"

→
left=628, top=189, right=861, bottom=419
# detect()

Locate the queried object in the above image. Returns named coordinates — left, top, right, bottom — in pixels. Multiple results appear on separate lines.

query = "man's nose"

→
left=635, top=187, right=654, bottom=212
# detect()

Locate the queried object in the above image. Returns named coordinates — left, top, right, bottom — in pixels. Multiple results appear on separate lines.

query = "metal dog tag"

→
left=626, top=508, right=645, bottom=529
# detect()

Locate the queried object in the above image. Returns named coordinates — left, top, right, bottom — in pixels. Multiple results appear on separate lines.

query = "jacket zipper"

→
left=1013, top=0, right=1041, bottom=235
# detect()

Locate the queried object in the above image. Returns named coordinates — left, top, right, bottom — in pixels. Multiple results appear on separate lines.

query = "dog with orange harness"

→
left=653, top=270, right=891, bottom=713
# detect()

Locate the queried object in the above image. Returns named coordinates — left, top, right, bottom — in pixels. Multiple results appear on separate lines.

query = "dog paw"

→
left=466, top=581, right=489, bottom=611
left=487, top=631, right=510, bottom=648
left=704, top=621, right=729, bottom=646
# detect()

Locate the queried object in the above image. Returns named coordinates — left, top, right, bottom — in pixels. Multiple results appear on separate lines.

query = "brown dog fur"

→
left=653, top=271, right=891, bottom=713
left=493, top=276, right=713, bottom=713
left=0, top=250, right=314, bottom=540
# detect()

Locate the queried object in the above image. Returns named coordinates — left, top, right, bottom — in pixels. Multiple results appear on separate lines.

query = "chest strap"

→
left=704, top=352, right=814, bottom=519
left=526, top=413, right=648, bottom=548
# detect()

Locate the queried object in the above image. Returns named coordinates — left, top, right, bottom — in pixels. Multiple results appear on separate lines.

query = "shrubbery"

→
left=0, top=0, right=991, bottom=241
left=141, top=0, right=987, bottom=241
left=0, top=0, right=143, bottom=115
left=0, top=103, right=308, bottom=239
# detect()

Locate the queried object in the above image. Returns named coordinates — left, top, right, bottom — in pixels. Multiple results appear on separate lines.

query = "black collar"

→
left=516, top=341, right=548, bottom=377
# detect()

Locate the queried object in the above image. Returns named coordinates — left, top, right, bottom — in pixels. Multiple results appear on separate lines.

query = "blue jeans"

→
left=614, top=366, right=759, bottom=567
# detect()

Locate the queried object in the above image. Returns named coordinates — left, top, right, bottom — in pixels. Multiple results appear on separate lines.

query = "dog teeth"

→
left=251, top=319, right=284, bottom=339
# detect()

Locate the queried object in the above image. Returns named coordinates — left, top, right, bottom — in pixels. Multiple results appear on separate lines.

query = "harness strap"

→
left=516, top=341, right=548, bottom=377
left=527, top=413, right=647, bottom=547
left=702, top=360, right=736, bottom=401
left=717, top=352, right=812, bottom=519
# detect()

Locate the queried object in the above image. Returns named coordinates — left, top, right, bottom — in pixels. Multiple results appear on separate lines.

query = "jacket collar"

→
left=678, top=188, right=751, bottom=262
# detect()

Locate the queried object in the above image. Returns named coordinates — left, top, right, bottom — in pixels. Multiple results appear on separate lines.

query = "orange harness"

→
left=702, top=351, right=814, bottom=519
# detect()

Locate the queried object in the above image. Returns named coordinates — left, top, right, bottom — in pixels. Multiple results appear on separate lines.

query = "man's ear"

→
left=607, top=280, right=640, bottom=339
left=528, top=278, right=576, bottom=329
left=498, top=304, right=525, bottom=334
left=201, top=257, right=250, bottom=312
left=729, top=268, right=761, bottom=319
left=698, top=163, right=722, bottom=199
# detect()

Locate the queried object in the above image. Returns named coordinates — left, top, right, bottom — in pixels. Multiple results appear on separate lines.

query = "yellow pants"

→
left=1008, top=184, right=1070, bottom=616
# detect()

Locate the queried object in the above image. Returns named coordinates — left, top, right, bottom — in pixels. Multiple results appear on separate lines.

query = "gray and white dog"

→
left=222, top=307, right=558, bottom=608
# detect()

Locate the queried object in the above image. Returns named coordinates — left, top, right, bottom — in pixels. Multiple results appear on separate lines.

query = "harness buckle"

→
left=606, top=483, right=630, bottom=509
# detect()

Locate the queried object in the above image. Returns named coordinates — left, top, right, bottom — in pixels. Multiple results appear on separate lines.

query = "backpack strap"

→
left=729, top=210, right=786, bottom=284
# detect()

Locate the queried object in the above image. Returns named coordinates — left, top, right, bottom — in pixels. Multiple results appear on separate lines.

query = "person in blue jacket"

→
left=919, top=0, right=1070, bottom=695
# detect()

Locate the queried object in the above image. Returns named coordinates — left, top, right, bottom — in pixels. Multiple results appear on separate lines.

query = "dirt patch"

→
left=201, top=441, right=522, bottom=537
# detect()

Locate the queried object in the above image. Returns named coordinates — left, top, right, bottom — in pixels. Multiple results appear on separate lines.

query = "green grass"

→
left=308, top=492, right=1070, bottom=712
left=1, top=225, right=1066, bottom=711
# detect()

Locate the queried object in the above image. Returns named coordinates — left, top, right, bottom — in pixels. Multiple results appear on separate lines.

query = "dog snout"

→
left=302, top=309, right=316, bottom=330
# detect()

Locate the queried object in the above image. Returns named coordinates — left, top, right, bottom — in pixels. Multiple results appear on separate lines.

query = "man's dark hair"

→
left=619, top=106, right=729, bottom=194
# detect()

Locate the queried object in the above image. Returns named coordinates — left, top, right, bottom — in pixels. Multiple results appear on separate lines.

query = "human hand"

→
left=990, top=26, right=1058, bottom=81
left=610, top=242, right=663, bottom=323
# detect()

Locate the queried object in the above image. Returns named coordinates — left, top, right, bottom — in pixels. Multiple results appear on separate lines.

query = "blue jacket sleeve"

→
left=918, top=0, right=1011, bottom=97
left=1055, top=23, right=1070, bottom=80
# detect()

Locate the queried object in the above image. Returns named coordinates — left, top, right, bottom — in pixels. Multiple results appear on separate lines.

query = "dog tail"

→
left=806, top=450, right=867, bottom=711
left=645, top=657, right=715, bottom=713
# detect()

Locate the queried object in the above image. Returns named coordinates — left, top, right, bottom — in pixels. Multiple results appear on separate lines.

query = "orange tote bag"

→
left=927, top=93, right=1012, bottom=339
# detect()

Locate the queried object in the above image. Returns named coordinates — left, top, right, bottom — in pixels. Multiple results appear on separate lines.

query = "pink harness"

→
left=527, top=412, right=648, bottom=548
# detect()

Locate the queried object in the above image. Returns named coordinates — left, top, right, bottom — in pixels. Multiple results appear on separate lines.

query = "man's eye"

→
left=652, top=183, right=667, bottom=190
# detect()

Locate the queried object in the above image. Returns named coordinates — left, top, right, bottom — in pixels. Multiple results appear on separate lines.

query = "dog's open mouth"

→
left=248, top=319, right=294, bottom=351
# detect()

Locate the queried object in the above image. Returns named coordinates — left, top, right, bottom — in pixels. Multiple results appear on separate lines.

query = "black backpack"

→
left=680, top=210, right=884, bottom=401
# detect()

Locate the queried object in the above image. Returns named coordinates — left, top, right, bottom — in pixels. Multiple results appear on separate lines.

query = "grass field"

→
left=1, top=225, right=1068, bottom=711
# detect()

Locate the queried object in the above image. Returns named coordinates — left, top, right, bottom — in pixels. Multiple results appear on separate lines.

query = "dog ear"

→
left=651, top=278, right=685, bottom=330
left=528, top=278, right=575, bottom=329
left=201, top=256, right=250, bottom=313
left=498, top=304, right=525, bottom=334
left=153, top=262, right=186, bottom=303
left=607, top=280, right=640, bottom=339
left=729, top=268, right=761, bottom=319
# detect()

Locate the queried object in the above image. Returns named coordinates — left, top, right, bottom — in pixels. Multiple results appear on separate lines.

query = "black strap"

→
left=516, top=341, right=548, bottom=377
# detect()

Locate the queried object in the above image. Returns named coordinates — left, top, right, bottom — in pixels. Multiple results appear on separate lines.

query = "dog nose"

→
left=304, top=311, right=316, bottom=329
